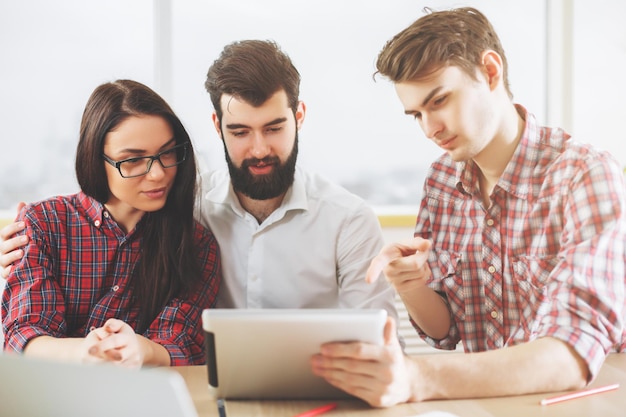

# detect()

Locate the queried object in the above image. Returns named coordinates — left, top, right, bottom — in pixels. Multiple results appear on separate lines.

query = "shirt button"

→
left=112, top=285, right=120, bottom=291
left=490, top=310, right=498, bottom=319
left=488, top=265, right=496, bottom=274
left=103, top=212, right=110, bottom=218
left=94, top=220, right=101, bottom=227
left=89, top=326, right=96, bottom=332
left=486, top=218, right=494, bottom=226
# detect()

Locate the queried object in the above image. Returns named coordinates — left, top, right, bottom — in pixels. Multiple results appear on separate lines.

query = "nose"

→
left=147, top=158, right=167, bottom=179
left=249, top=132, right=271, bottom=159
left=421, top=113, right=443, bottom=140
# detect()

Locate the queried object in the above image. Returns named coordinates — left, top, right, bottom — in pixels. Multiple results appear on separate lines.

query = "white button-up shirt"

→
left=195, top=167, right=398, bottom=321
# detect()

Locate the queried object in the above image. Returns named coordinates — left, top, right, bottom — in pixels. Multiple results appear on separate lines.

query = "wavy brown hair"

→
left=204, top=39, right=301, bottom=122
left=375, top=7, right=512, bottom=99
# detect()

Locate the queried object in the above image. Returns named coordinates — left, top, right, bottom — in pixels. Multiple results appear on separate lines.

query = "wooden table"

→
left=174, top=353, right=626, bottom=417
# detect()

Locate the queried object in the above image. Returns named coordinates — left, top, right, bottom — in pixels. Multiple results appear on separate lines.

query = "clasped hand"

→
left=82, top=318, right=144, bottom=368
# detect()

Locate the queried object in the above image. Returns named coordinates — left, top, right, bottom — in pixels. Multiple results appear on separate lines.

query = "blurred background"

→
left=1, top=0, right=625, bottom=217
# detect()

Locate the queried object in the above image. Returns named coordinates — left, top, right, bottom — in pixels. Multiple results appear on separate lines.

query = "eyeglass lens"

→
left=119, top=144, right=186, bottom=177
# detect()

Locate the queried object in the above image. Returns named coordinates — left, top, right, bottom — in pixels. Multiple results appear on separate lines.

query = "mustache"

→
left=241, top=156, right=281, bottom=169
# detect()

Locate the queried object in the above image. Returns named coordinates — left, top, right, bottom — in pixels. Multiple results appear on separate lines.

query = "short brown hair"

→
left=205, top=40, right=301, bottom=121
left=375, top=7, right=512, bottom=98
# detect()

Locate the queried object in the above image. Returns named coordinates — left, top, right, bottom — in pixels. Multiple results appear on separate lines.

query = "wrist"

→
left=138, top=335, right=171, bottom=367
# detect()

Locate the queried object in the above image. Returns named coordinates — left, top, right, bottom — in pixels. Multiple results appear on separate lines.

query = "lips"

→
left=248, top=163, right=274, bottom=175
left=438, top=136, right=456, bottom=150
left=143, top=187, right=167, bottom=199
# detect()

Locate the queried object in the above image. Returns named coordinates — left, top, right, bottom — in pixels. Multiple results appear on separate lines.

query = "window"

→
left=2, top=1, right=623, bottom=216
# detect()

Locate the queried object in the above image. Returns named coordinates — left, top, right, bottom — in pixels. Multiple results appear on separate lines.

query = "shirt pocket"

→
left=430, top=250, right=465, bottom=323
left=510, top=255, right=556, bottom=338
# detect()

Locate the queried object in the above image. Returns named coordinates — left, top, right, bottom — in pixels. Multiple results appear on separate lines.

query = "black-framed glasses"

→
left=103, top=142, right=189, bottom=178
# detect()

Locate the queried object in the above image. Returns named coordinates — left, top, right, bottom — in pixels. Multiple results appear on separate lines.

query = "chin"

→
left=447, top=149, right=471, bottom=162
left=139, top=199, right=168, bottom=213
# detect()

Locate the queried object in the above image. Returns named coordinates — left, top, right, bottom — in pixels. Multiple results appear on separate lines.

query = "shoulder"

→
left=295, top=169, right=382, bottom=241
left=192, top=220, right=219, bottom=247
left=18, top=194, right=87, bottom=240
left=546, top=136, right=622, bottom=183
left=198, top=168, right=229, bottom=192
left=21, top=194, right=81, bottom=222
left=298, top=169, right=366, bottom=210
left=194, top=220, right=215, bottom=242
left=191, top=220, right=221, bottom=270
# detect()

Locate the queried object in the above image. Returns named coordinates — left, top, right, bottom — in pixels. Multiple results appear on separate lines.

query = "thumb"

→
left=15, top=202, right=26, bottom=221
left=413, top=237, right=432, bottom=253
left=383, top=316, right=398, bottom=346
left=413, top=239, right=432, bottom=268
left=103, top=318, right=125, bottom=333
left=367, top=238, right=432, bottom=283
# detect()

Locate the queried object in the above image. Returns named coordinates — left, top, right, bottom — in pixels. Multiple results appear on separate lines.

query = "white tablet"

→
left=202, top=308, right=387, bottom=400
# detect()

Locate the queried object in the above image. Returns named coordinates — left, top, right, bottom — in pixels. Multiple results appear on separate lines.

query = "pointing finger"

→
left=366, top=238, right=432, bottom=283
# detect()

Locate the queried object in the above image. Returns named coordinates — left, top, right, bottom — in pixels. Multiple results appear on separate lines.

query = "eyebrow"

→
left=403, top=86, right=444, bottom=115
left=116, top=138, right=177, bottom=156
left=225, top=117, right=288, bottom=130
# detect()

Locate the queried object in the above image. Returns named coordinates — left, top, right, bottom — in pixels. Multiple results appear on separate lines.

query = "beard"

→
left=222, top=132, right=298, bottom=200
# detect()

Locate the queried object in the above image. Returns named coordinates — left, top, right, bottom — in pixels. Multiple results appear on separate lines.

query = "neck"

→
left=236, top=191, right=285, bottom=224
left=472, top=103, right=525, bottom=208
left=103, top=202, right=143, bottom=233
left=474, top=103, right=525, bottom=191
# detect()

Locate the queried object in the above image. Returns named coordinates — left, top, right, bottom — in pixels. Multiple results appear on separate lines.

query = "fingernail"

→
left=89, top=346, right=98, bottom=355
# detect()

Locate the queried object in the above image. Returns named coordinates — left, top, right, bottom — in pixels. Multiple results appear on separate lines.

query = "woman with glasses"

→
left=1, top=79, right=221, bottom=368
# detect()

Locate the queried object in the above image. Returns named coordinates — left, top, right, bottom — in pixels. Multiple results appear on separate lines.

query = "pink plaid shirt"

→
left=415, top=105, right=626, bottom=380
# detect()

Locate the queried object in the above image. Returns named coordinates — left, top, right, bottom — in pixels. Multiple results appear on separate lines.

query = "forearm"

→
left=145, top=300, right=208, bottom=366
left=408, top=337, right=588, bottom=401
left=137, top=334, right=171, bottom=366
left=24, top=332, right=171, bottom=367
left=23, top=335, right=86, bottom=362
left=399, top=286, right=450, bottom=340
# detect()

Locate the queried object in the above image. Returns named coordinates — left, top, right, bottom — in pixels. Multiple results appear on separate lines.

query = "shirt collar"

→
left=77, top=191, right=105, bottom=226
left=77, top=191, right=141, bottom=239
left=498, top=104, right=538, bottom=200
left=280, top=167, right=308, bottom=212
left=206, top=166, right=309, bottom=219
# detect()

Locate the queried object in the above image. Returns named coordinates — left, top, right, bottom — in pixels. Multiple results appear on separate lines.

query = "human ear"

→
left=481, top=50, right=503, bottom=91
left=295, top=101, right=306, bottom=129
left=211, top=112, right=222, bottom=138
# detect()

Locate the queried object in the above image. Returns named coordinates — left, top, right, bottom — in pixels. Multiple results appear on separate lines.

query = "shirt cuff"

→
left=5, top=325, right=50, bottom=353
left=542, top=325, right=608, bottom=382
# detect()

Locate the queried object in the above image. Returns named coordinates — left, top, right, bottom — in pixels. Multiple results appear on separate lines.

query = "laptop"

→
left=0, top=354, right=199, bottom=417
left=202, top=308, right=387, bottom=400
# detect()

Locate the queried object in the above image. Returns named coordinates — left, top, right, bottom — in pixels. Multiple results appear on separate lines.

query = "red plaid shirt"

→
left=415, top=105, right=626, bottom=380
left=2, top=192, right=221, bottom=365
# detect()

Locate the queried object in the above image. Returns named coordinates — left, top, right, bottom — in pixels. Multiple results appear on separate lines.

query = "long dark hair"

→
left=75, top=79, right=201, bottom=332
